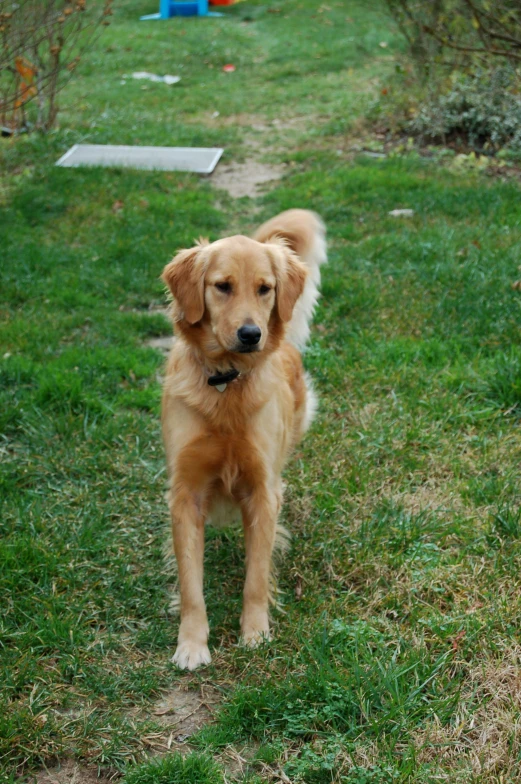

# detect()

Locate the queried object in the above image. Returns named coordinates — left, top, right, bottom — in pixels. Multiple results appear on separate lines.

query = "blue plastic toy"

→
left=141, top=0, right=221, bottom=19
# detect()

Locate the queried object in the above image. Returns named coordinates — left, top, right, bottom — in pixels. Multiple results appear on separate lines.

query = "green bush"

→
left=409, top=67, right=521, bottom=152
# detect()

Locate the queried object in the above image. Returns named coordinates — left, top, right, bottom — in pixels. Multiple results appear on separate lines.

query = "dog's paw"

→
left=241, top=607, right=270, bottom=648
left=172, top=641, right=211, bottom=670
left=241, top=627, right=271, bottom=649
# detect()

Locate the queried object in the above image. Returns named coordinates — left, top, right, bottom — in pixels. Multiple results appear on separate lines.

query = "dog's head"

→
left=162, top=235, right=307, bottom=361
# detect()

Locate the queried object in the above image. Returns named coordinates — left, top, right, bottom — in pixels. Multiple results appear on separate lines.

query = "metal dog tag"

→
left=215, top=383, right=227, bottom=393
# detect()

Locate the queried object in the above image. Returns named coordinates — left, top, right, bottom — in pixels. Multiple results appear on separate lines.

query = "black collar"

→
left=207, top=368, right=240, bottom=387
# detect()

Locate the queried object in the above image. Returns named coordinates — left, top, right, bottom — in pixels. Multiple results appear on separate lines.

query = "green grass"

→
left=2, top=1, right=521, bottom=782
left=123, top=753, right=225, bottom=784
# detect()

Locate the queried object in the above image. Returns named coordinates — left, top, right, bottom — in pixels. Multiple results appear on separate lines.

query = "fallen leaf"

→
left=451, top=629, right=466, bottom=651
left=112, top=200, right=124, bottom=213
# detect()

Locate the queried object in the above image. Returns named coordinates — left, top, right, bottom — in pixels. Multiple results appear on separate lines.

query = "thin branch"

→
left=478, top=27, right=521, bottom=49
left=424, top=25, right=521, bottom=62
left=462, top=0, right=521, bottom=49
left=463, top=0, right=521, bottom=37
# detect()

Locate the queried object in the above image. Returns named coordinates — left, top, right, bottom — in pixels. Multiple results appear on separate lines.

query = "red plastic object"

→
left=210, top=0, right=236, bottom=4
left=222, top=64, right=236, bottom=72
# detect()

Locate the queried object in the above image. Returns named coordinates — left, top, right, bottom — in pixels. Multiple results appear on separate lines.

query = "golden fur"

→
left=161, top=209, right=326, bottom=670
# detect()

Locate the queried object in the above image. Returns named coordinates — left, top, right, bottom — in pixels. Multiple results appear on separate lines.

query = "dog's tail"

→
left=253, top=209, right=327, bottom=350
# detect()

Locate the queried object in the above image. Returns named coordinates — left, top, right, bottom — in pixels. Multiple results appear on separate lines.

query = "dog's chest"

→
left=211, top=433, right=256, bottom=496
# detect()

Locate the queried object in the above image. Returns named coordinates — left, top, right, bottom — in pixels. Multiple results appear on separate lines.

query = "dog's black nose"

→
left=237, top=324, right=261, bottom=346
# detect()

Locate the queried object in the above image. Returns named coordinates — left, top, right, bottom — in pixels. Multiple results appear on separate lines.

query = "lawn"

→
left=1, top=1, right=521, bottom=782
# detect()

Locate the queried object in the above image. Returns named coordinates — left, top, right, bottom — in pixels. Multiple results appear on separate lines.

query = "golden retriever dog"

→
left=161, top=209, right=326, bottom=670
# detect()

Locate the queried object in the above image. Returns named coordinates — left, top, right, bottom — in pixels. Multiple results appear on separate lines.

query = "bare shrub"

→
left=0, top=0, right=113, bottom=133
left=386, top=0, right=521, bottom=73
left=380, top=1, right=521, bottom=153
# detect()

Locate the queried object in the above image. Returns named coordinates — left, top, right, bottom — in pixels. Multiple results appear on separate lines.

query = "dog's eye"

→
left=258, top=284, right=271, bottom=295
left=215, top=282, right=232, bottom=294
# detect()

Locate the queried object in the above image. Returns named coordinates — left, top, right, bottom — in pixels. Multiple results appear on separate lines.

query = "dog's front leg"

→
left=240, top=484, right=281, bottom=647
left=170, top=485, right=210, bottom=670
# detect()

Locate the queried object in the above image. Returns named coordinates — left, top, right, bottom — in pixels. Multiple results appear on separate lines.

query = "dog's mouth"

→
left=233, top=345, right=261, bottom=354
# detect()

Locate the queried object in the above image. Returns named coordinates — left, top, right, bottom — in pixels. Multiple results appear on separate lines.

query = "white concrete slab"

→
left=56, top=144, right=223, bottom=174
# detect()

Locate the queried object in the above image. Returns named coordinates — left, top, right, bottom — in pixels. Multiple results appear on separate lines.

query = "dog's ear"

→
left=268, top=242, right=308, bottom=323
left=162, top=246, right=206, bottom=324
